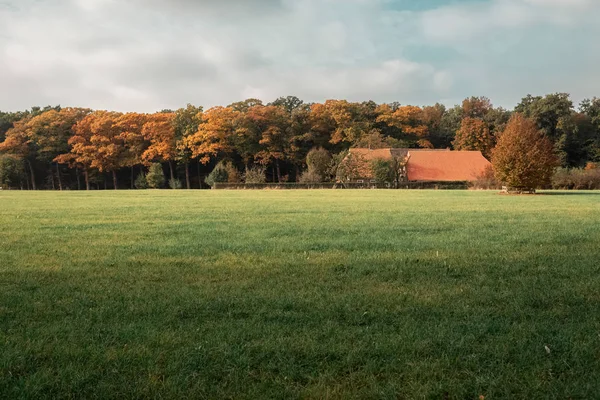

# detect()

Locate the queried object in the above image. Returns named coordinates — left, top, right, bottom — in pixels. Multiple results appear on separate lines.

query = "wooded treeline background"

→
left=0, top=93, right=599, bottom=190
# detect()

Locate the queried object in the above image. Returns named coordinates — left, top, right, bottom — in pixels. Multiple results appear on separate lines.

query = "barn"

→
left=342, top=148, right=491, bottom=183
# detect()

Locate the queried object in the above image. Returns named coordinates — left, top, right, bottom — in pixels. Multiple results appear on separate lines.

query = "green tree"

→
left=370, top=159, right=393, bottom=184
left=0, top=154, right=25, bottom=189
left=205, top=161, right=230, bottom=187
left=146, top=163, right=165, bottom=189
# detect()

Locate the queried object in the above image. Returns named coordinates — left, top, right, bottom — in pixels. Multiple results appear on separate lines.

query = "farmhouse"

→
left=341, top=148, right=491, bottom=183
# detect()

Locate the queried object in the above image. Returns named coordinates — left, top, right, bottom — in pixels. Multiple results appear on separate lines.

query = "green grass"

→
left=1, top=190, right=600, bottom=399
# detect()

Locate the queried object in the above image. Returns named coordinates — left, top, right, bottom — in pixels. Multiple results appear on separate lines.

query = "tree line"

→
left=0, top=94, right=599, bottom=190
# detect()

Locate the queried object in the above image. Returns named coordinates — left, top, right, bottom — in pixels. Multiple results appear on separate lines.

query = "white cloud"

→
left=0, top=0, right=598, bottom=111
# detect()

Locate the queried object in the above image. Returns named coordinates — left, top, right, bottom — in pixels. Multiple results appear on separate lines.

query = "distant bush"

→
left=244, top=166, right=266, bottom=184
left=169, top=178, right=183, bottom=189
left=472, top=165, right=500, bottom=190
left=552, top=167, right=600, bottom=190
left=298, top=169, right=322, bottom=183
left=134, top=172, right=148, bottom=189
left=146, top=163, right=165, bottom=189
left=224, top=162, right=241, bottom=183
left=306, top=148, right=332, bottom=180
left=0, top=155, right=25, bottom=189
left=206, top=162, right=229, bottom=187
left=370, top=159, right=393, bottom=184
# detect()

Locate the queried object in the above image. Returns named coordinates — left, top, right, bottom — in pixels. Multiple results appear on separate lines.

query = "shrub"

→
left=306, top=148, right=332, bottom=180
left=298, top=169, right=322, bottom=183
left=472, top=165, right=499, bottom=190
left=0, top=155, right=25, bottom=189
left=552, top=168, right=600, bottom=190
left=370, top=159, right=393, bottom=184
left=244, top=166, right=267, bottom=184
left=146, top=163, right=165, bottom=189
left=134, top=172, right=148, bottom=189
left=206, top=162, right=229, bottom=187
left=224, top=162, right=241, bottom=183
left=169, top=178, right=183, bottom=189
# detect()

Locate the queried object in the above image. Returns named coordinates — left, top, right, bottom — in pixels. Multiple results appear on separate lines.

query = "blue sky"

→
left=0, top=0, right=598, bottom=112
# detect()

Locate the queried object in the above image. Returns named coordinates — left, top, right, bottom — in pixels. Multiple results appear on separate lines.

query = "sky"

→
left=0, top=0, right=599, bottom=112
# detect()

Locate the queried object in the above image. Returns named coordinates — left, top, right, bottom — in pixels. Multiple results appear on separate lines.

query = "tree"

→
left=269, top=96, right=304, bottom=114
left=0, top=119, right=37, bottom=189
left=115, top=113, right=148, bottom=189
left=186, top=106, right=238, bottom=164
left=146, top=163, right=165, bottom=189
left=462, top=96, right=493, bottom=119
left=173, top=104, right=203, bottom=189
left=205, top=161, right=229, bottom=188
left=371, top=159, right=393, bottom=184
left=56, top=111, right=124, bottom=190
left=250, top=105, right=291, bottom=182
left=453, top=117, right=494, bottom=158
left=310, top=100, right=377, bottom=147
left=142, top=112, right=178, bottom=183
left=305, top=147, right=332, bottom=181
left=492, top=114, right=559, bottom=191
left=376, top=104, right=431, bottom=148
left=515, top=93, right=575, bottom=165
left=0, top=154, right=25, bottom=189
left=26, top=108, right=90, bottom=190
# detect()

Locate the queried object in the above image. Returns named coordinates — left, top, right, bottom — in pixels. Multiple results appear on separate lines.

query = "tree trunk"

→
left=275, top=160, right=281, bottom=183
left=84, top=169, right=90, bottom=191
left=56, top=163, right=63, bottom=191
left=103, top=176, right=107, bottom=190
left=131, top=166, right=134, bottom=189
left=197, top=161, right=202, bottom=188
left=185, top=161, right=190, bottom=189
left=112, top=170, right=118, bottom=190
left=51, top=170, right=56, bottom=190
left=169, top=161, right=175, bottom=183
left=26, top=160, right=36, bottom=190
left=272, top=165, right=276, bottom=183
left=295, top=164, right=300, bottom=182
left=76, top=168, right=81, bottom=191
left=25, top=175, right=30, bottom=190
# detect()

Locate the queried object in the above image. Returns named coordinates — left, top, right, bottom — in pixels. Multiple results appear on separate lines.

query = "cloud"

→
left=0, top=0, right=598, bottom=112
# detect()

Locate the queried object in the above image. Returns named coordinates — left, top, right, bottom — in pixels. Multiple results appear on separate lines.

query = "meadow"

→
left=1, top=190, right=599, bottom=399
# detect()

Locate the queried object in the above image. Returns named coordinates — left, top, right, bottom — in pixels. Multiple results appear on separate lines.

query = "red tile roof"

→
left=406, top=150, right=491, bottom=182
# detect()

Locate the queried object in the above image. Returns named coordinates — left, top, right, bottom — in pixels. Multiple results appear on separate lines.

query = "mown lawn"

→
left=1, top=190, right=599, bottom=399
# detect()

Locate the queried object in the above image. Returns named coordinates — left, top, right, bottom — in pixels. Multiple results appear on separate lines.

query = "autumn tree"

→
left=142, top=112, right=178, bottom=182
left=376, top=104, right=431, bottom=148
left=114, top=113, right=148, bottom=189
left=453, top=117, right=494, bottom=158
left=492, top=114, right=559, bottom=191
left=311, top=100, right=377, bottom=147
left=462, top=96, right=493, bottom=119
left=0, top=119, right=37, bottom=189
left=249, top=105, right=291, bottom=182
left=57, top=111, right=124, bottom=190
left=186, top=106, right=238, bottom=164
left=27, top=108, right=90, bottom=190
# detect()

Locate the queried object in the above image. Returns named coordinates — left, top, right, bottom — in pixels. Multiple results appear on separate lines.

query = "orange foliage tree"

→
left=186, top=106, right=238, bottom=164
left=250, top=105, right=291, bottom=182
left=142, top=112, right=177, bottom=182
left=115, top=113, right=148, bottom=188
left=0, top=119, right=36, bottom=189
left=56, top=111, right=124, bottom=190
left=376, top=104, right=431, bottom=148
left=453, top=117, right=494, bottom=158
left=492, top=114, right=559, bottom=190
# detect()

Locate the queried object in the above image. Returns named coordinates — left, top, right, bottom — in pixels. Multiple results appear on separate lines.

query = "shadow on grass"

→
left=538, top=191, right=600, bottom=196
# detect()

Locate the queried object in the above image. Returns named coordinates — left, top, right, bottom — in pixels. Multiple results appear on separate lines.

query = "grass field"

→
left=1, top=190, right=600, bottom=399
